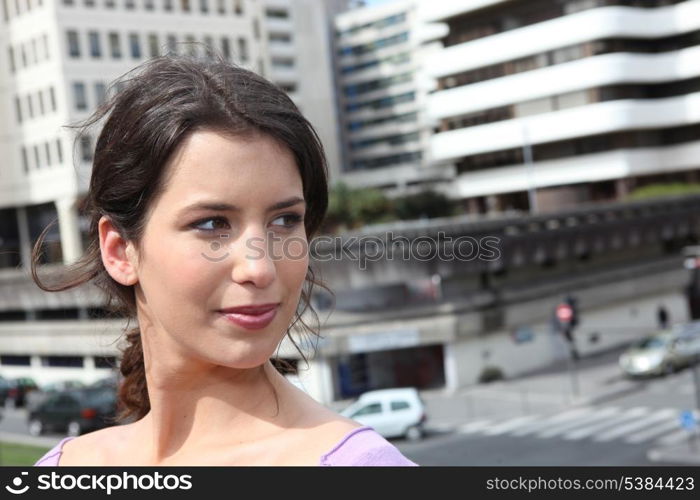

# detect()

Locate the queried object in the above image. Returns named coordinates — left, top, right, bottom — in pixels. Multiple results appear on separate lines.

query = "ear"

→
left=98, top=215, right=139, bottom=286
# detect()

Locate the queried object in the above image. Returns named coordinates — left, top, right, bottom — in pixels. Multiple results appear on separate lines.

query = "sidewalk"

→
left=419, top=345, right=700, bottom=465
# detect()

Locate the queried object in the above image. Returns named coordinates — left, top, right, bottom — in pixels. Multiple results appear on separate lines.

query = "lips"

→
left=218, top=303, right=279, bottom=330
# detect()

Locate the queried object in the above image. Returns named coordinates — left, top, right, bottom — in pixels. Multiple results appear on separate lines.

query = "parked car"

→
left=6, top=377, right=39, bottom=408
left=340, top=387, right=427, bottom=441
left=26, top=380, right=86, bottom=411
left=619, top=322, right=700, bottom=378
left=0, top=376, right=11, bottom=406
left=27, top=387, right=117, bottom=437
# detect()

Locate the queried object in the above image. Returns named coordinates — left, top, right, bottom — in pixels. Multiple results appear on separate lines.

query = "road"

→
left=393, top=353, right=700, bottom=465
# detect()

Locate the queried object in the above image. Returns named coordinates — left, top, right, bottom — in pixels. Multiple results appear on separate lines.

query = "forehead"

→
left=156, top=130, right=304, bottom=211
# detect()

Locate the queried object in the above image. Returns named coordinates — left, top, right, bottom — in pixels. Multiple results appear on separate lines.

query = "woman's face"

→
left=124, top=130, right=308, bottom=369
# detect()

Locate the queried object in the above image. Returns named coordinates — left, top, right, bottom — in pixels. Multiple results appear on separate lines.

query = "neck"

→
left=135, top=357, right=289, bottom=464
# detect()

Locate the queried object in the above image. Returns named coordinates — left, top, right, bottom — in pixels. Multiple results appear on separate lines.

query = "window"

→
left=20, top=44, right=27, bottom=67
left=42, top=355, right=84, bottom=367
left=148, top=33, right=159, bottom=57
left=56, top=138, right=63, bottom=162
left=391, top=401, right=410, bottom=411
left=203, top=35, right=213, bottom=55
left=164, top=0, right=172, bottom=11
left=84, top=0, right=95, bottom=6
left=73, top=81, right=87, bottom=110
left=105, top=0, right=115, bottom=7
left=216, top=0, right=223, bottom=13
left=232, top=0, right=241, bottom=15
left=125, top=0, right=134, bottom=8
left=21, top=146, right=29, bottom=172
left=108, top=32, right=121, bottom=58
left=199, top=0, right=207, bottom=13
left=271, top=57, right=294, bottom=68
left=269, top=33, right=291, bottom=44
left=31, top=39, right=37, bottom=64
left=94, top=355, right=117, bottom=369
left=33, top=145, right=40, bottom=168
left=0, top=355, right=30, bottom=366
left=185, top=35, right=196, bottom=56
left=44, top=141, right=51, bottom=165
left=66, top=30, right=80, bottom=57
left=43, top=34, right=49, bottom=59
left=8, top=46, right=15, bottom=73
left=14, top=96, right=21, bottom=123
left=129, top=33, right=141, bottom=58
left=88, top=31, right=101, bottom=57
left=26, top=94, right=33, bottom=118
left=49, top=86, right=56, bottom=111
left=265, top=7, right=287, bottom=18
left=1, top=0, right=8, bottom=21
left=180, top=0, right=189, bottom=11
left=95, top=82, right=107, bottom=105
left=167, top=34, right=177, bottom=53
left=38, top=90, right=45, bottom=114
left=144, top=0, right=153, bottom=9
left=237, top=37, right=247, bottom=61
left=351, top=403, right=382, bottom=417
left=221, top=37, right=230, bottom=60
left=80, top=135, right=92, bottom=161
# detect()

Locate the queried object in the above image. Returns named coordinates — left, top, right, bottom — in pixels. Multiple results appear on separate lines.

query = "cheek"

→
left=277, top=237, right=309, bottom=294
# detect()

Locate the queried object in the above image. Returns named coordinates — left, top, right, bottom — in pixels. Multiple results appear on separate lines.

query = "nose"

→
left=229, top=228, right=276, bottom=289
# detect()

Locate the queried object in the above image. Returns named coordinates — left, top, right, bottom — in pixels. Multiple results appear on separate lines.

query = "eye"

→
left=190, top=216, right=230, bottom=233
left=270, top=213, right=303, bottom=229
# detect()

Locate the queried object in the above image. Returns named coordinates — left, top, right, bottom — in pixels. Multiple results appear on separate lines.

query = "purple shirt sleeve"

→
left=319, top=426, right=418, bottom=466
left=33, top=427, right=418, bottom=466
left=34, top=437, right=75, bottom=466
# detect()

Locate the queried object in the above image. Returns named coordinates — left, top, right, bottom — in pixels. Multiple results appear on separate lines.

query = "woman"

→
left=32, top=54, right=416, bottom=466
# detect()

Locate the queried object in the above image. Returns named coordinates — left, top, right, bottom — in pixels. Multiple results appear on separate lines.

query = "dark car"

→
left=0, top=376, right=11, bottom=406
left=27, top=387, right=117, bottom=437
left=7, top=377, right=39, bottom=408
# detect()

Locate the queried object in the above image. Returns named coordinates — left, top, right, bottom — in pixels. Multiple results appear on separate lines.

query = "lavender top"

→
left=34, top=426, right=418, bottom=466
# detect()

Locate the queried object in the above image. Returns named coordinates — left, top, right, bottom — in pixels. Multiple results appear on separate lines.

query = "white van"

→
left=340, top=387, right=427, bottom=441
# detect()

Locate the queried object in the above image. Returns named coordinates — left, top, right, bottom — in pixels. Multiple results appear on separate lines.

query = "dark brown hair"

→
left=31, top=53, right=329, bottom=422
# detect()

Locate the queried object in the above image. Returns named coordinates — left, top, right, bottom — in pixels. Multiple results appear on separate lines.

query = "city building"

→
left=332, top=0, right=452, bottom=196
left=423, top=0, right=700, bottom=214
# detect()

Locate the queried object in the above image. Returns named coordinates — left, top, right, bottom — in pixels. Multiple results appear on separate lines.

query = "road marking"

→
left=482, top=415, right=540, bottom=436
left=537, top=407, right=618, bottom=439
left=510, top=407, right=593, bottom=437
left=595, top=408, right=676, bottom=442
left=563, top=407, right=648, bottom=441
left=457, top=420, right=493, bottom=434
left=625, top=419, right=683, bottom=444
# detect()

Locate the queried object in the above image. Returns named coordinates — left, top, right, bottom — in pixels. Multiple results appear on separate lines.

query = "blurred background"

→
left=2, top=0, right=700, bottom=466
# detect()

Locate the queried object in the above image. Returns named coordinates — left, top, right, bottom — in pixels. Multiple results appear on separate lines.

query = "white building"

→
left=0, top=0, right=346, bottom=392
left=333, top=0, right=452, bottom=195
left=423, top=0, right=700, bottom=214
left=259, top=0, right=346, bottom=180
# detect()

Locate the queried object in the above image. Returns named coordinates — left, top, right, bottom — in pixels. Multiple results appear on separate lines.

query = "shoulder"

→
left=319, top=427, right=418, bottom=467
left=53, top=424, right=130, bottom=466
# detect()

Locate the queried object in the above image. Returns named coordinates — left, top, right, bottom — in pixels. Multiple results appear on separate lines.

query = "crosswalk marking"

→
left=482, top=415, right=539, bottom=436
left=510, top=408, right=593, bottom=437
left=457, top=420, right=493, bottom=434
left=538, top=407, right=619, bottom=439
left=595, top=409, right=676, bottom=442
left=453, top=405, right=687, bottom=446
left=563, top=407, right=649, bottom=441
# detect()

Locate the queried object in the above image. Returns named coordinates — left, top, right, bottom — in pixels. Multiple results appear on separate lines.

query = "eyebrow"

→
left=178, top=196, right=306, bottom=216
